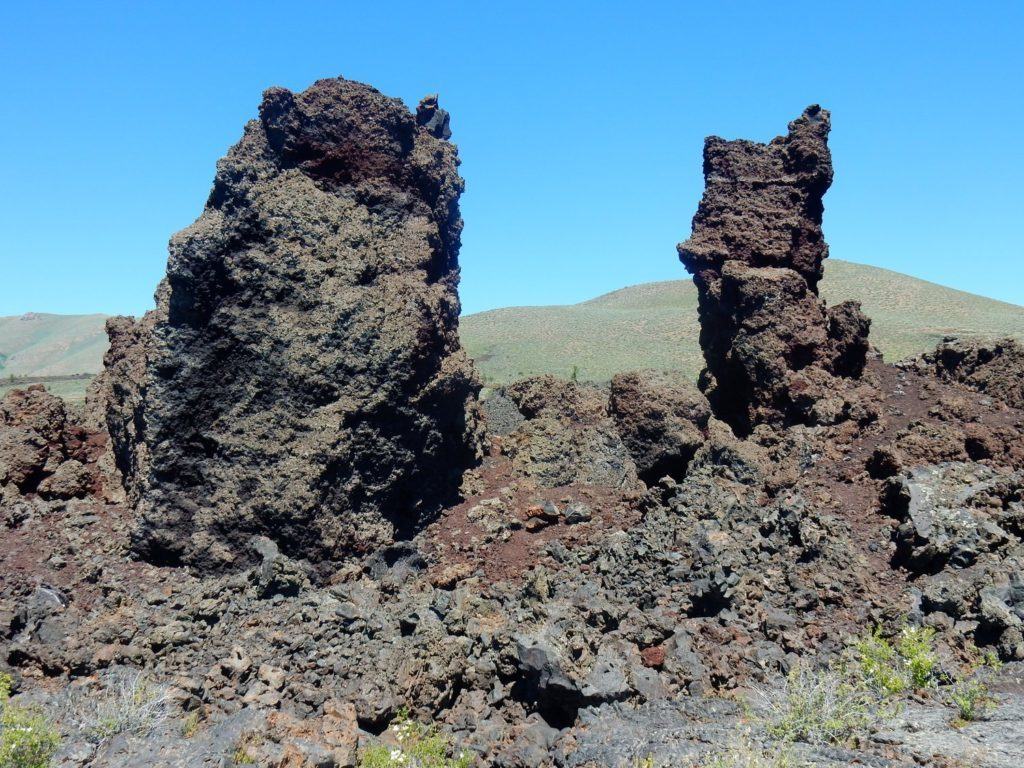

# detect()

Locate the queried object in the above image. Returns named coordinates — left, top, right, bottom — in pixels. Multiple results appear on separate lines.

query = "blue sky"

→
left=1, top=1, right=1021, bottom=317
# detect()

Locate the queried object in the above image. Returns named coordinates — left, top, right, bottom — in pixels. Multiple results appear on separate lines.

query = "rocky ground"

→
left=3, top=344, right=1024, bottom=766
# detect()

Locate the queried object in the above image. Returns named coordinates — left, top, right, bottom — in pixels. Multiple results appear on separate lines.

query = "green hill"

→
left=0, top=313, right=108, bottom=377
left=2, top=260, right=1023, bottom=403
left=0, top=313, right=109, bottom=406
left=460, top=259, right=1024, bottom=385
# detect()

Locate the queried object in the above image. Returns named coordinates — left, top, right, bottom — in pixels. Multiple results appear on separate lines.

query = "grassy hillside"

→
left=2, top=260, right=1023, bottom=402
left=0, top=313, right=108, bottom=377
left=461, top=259, right=1024, bottom=384
left=0, top=313, right=108, bottom=407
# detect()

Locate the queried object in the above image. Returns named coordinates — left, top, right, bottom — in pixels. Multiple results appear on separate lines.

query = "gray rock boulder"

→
left=882, top=463, right=1024, bottom=571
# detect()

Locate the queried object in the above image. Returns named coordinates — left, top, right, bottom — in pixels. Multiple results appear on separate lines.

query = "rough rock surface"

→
left=100, top=78, right=483, bottom=571
left=609, top=369, right=710, bottom=484
left=678, top=106, right=872, bottom=434
left=0, top=385, right=95, bottom=503
left=882, top=462, right=1024, bottom=572
left=920, top=337, right=1024, bottom=410
left=6, top=93, right=1024, bottom=768
left=498, top=376, right=640, bottom=491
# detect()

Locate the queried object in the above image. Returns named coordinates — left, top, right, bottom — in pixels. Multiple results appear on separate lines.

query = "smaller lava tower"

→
left=678, top=105, right=871, bottom=435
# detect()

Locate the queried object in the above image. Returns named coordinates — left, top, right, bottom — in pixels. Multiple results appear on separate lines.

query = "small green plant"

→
left=181, top=711, right=200, bottom=738
left=0, top=673, right=60, bottom=768
left=359, top=710, right=471, bottom=768
left=948, top=677, right=995, bottom=725
left=850, top=625, right=938, bottom=696
left=230, top=731, right=261, bottom=764
left=946, top=645, right=1002, bottom=725
left=964, top=643, right=1003, bottom=675
left=570, top=364, right=579, bottom=382
left=852, top=627, right=907, bottom=696
left=756, top=663, right=879, bottom=746
left=896, top=626, right=938, bottom=690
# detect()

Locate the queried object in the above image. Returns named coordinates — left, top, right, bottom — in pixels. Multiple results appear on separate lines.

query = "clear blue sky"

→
left=1, top=1, right=1021, bottom=317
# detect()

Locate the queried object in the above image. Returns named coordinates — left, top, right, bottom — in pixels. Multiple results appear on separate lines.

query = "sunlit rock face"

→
left=678, top=105, right=871, bottom=435
left=102, top=77, right=483, bottom=572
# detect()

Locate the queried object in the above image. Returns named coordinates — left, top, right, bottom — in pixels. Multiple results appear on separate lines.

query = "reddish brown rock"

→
left=925, top=337, right=1024, bottom=410
left=640, top=645, right=666, bottom=669
left=0, top=385, right=92, bottom=500
left=678, top=106, right=872, bottom=435
left=609, top=369, right=710, bottom=483
left=503, top=375, right=609, bottom=423
left=88, top=311, right=157, bottom=505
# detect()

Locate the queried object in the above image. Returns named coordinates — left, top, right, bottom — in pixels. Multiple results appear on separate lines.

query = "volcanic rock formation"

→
left=922, top=336, right=1024, bottom=410
left=0, top=385, right=94, bottom=504
left=100, top=78, right=482, bottom=571
left=609, top=370, right=711, bottom=484
left=678, top=105, right=872, bottom=435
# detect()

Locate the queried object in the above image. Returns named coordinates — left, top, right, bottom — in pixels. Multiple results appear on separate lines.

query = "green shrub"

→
left=756, top=664, right=879, bottom=746
left=0, top=674, right=60, bottom=768
left=948, top=677, right=995, bottom=724
left=946, top=646, right=1001, bottom=725
left=852, top=627, right=907, bottom=696
left=850, top=625, right=938, bottom=695
left=359, top=710, right=471, bottom=768
left=896, top=627, right=938, bottom=690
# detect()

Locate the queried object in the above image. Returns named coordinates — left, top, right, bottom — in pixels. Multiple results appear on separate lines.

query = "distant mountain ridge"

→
left=2, top=261, right=1023, bottom=389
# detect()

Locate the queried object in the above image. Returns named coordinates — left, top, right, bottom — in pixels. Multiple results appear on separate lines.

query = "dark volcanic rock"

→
left=0, top=385, right=92, bottom=502
left=609, top=370, right=710, bottom=484
left=678, top=106, right=872, bottom=434
left=882, top=462, right=1024, bottom=572
left=90, top=312, right=157, bottom=506
left=498, top=376, right=641, bottom=490
left=926, top=337, right=1024, bottom=410
left=102, top=78, right=483, bottom=571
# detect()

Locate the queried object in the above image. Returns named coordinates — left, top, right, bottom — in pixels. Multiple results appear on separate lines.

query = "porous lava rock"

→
left=609, top=370, right=710, bottom=484
left=0, top=385, right=92, bottom=501
left=89, top=311, right=158, bottom=505
left=498, top=376, right=641, bottom=490
left=678, top=106, right=872, bottom=435
left=881, top=462, right=1024, bottom=572
left=102, top=77, right=483, bottom=571
left=923, top=337, right=1024, bottom=410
